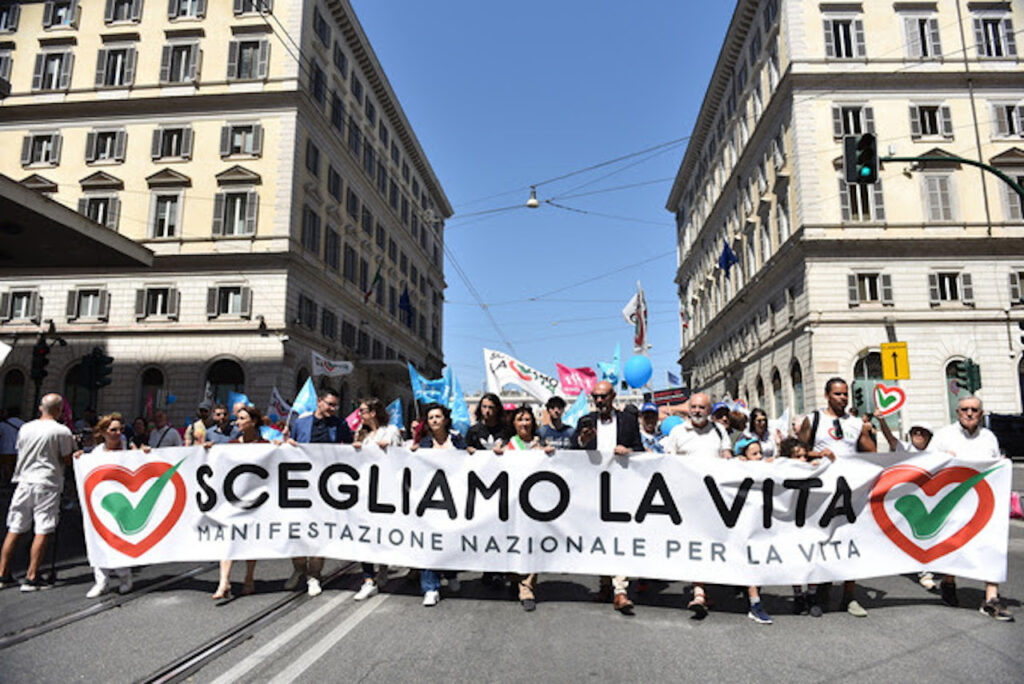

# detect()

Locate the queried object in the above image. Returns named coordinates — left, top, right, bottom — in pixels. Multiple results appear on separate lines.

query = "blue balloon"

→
left=165, top=394, right=177, bottom=405
left=661, top=415, right=684, bottom=434
left=623, top=355, right=653, bottom=388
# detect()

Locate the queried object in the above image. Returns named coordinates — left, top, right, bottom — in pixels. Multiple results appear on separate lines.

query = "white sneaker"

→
left=354, top=581, right=378, bottom=601
left=284, top=570, right=304, bottom=591
left=118, top=575, right=133, bottom=595
left=86, top=581, right=109, bottom=599
left=307, top=577, right=322, bottom=597
left=422, top=590, right=440, bottom=607
left=447, top=576, right=461, bottom=593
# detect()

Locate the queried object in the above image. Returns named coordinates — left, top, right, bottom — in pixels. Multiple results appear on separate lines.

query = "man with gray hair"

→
left=0, top=394, right=76, bottom=591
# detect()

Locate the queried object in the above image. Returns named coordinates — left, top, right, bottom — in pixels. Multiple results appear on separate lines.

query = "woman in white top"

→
left=744, top=409, right=779, bottom=460
left=352, top=398, right=403, bottom=601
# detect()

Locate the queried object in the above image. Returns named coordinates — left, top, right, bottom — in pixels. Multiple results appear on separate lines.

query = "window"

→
left=399, top=251, right=407, bottom=274
left=790, top=361, right=805, bottom=414
left=327, top=165, right=342, bottom=200
left=359, top=257, right=369, bottom=291
left=358, top=329, right=369, bottom=355
left=228, top=39, right=269, bottom=80
left=321, top=308, right=337, bottom=339
left=151, top=127, right=193, bottom=159
left=333, top=43, right=347, bottom=76
left=839, top=179, right=885, bottom=222
left=298, top=293, right=317, bottom=329
left=85, top=130, right=126, bottom=163
left=330, top=92, right=345, bottom=132
left=234, top=0, right=272, bottom=15
left=831, top=105, right=874, bottom=137
left=301, top=205, right=320, bottom=253
left=309, top=60, right=326, bottom=105
left=32, top=52, right=74, bottom=91
left=20, top=133, right=62, bottom=166
left=136, top=287, right=179, bottom=319
left=0, top=52, right=11, bottom=83
left=1004, top=174, right=1024, bottom=220
left=347, top=117, right=362, bottom=156
left=313, top=6, right=331, bottom=47
left=847, top=273, right=893, bottom=306
left=95, top=47, right=136, bottom=87
left=375, top=223, right=386, bottom=250
left=78, top=196, right=120, bottom=230
left=305, top=138, right=320, bottom=177
left=909, top=105, right=953, bottom=138
left=924, top=175, right=954, bottom=221
left=44, top=1, right=78, bottom=28
left=220, top=123, right=262, bottom=157
left=365, top=99, right=376, bottom=126
left=151, top=194, right=180, bottom=238
left=974, top=16, right=1017, bottom=58
left=159, top=44, right=200, bottom=84
left=212, top=191, right=258, bottom=236
left=929, top=272, right=974, bottom=305
left=206, top=285, right=252, bottom=318
left=169, top=0, right=205, bottom=19
left=823, top=17, right=865, bottom=59
left=363, top=144, right=376, bottom=178
left=1, top=290, right=41, bottom=323
left=1009, top=270, right=1024, bottom=306
left=388, top=285, right=396, bottom=316
left=351, top=76, right=363, bottom=103
left=206, top=360, right=244, bottom=408
left=361, top=207, right=372, bottom=235
left=378, top=122, right=389, bottom=146
left=343, top=245, right=357, bottom=283
left=388, top=238, right=397, bottom=262
left=346, top=188, right=359, bottom=219
left=762, top=0, right=777, bottom=32
left=904, top=16, right=941, bottom=59
left=389, top=179, right=398, bottom=209
left=776, top=193, right=790, bottom=243
left=994, top=104, right=1024, bottom=138
left=0, top=4, right=20, bottom=32
left=341, top=320, right=356, bottom=348
left=325, top=227, right=340, bottom=271
left=105, top=0, right=141, bottom=23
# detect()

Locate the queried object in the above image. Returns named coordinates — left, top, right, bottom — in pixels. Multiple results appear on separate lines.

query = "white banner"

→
left=74, top=447, right=1010, bottom=584
left=483, top=348, right=559, bottom=401
left=311, top=351, right=354, bottom=377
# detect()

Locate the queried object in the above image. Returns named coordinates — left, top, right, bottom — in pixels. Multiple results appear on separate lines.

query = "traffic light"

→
left=965, top=359, right=982, bottom=393
left=853, top=384, right=865, bottom=409
left=30, top=337, right=49, bottom=381
left=844, top=133, right=878, bottom=184
left=952, top=360, right=968, bottom=387
left=88, top=347, right=114, bottom=389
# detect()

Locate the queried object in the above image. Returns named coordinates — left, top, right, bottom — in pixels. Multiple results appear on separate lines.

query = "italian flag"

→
left=363, top=261, right=382, bottom=304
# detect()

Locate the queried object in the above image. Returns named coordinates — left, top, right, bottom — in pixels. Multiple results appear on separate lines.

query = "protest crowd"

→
left=0, top=374, right=1015, bottom=625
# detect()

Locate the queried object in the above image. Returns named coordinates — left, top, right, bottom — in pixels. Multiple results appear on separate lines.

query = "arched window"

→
left=944, top=359, right=974, bottom=423
left=755, top=376, right=765, bottom=410
left=139, top=367, right=165, bottom=419
left=771, top=368, right=783, bottom=417
left=207, top=360, right=244, bottom=407
left=64, top=364, right=90, bottom=419
left=2, top=369, right=25, bottom=418
left=791, top=361, right=805, bottom=414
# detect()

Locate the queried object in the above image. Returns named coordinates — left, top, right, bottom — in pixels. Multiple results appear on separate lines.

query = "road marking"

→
left=267, top=593, right=389, bottom=684
left=209, top=590, right=354, bottom=684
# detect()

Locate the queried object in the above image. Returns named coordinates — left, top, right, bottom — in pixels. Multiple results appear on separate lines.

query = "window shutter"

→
left=124, top=47, right=137, bottom=85
left=1003, top=19, right=1017, bottom=56
left=95, top=49, right=108, bottom=86
left=98, top=290, right=110, bottom=321
left=263, top=0, right=273, bottom=11
left=245, top=191, right=259, bottom=233
left=131, top=0, right=143, bottom=21
left=928, top=18, right=941, bottom=57
left=940, top=105, right=953, bottom=137
left=69, top=0, right=79, bottom=27
left=51, top=134, right=62, bottom=164
left=831, top=106, right=843, bottom=137
left=166, top=0, right=176, bottom=19
left=928, top=273, right=940, bottom=305
left=219, top=126, right=230, bottom=156
left=151, top=129, right=162, bottom=158
left=168, top=288, right=180, bottom=320
left=181, top=127, right=193, bottom=159
left=20, top=136, right=31, bottom=166
left=7, top=4, right=18, bottom=30
left=107, top=197, right=120, bottom=230
left=880, top=273, right=893, bottom=305
left=960, top=273, right=974, bottom=305
left=187, top=45, right=200, bottom=82
left=66, top=290, right=78, bottom=319
left=1009, top=272, right=1021, bottom=303
left=196, top=0, right=207, bottom=17
left=31, top=54, right=44, bottom=91
left=206, top=287, right=218, bottom=318
left=839, top=179, right=851, bottom=221
left=863, top=106, right=875, bottom=134
left=159, top=45, right=171, bottom=83
left=233, top=0, right=244, bottom=13
left=1015, top=107, right=1024, bottom=137
left=251, top=123, right=263, bottom=156
left=77, top=197, right=88, bottom=215
left=257, top=40, right=270, bottom=79
left=847, top=274, right=859, bottom=306
left=823, top=20, right=835, bottom=57
left=85, top=132, right=97, bottom=162
left=909, top=105, right=921, bottom=137
left=853, top=19, right=866, bottom=57
left=872, top=177, right=885, bottom=221
left=973, top=18, right=986, bottom=56
left=995, top=104, right=1010, bottom=136
left=226, top=41, right=239, bottom=79
left=58, top=53, right=73, bottom=90
left=43, top=2, right=54, bottom=28
left=1009, top=184, right=1024, bottom=220
left=240, top=287, right=252, bottom=318
left=114, top=130, right=126, bottom=161
left=104, top=0, right=115, bottom=23
left=134, top=289, right=146, bottom=318
left=28, top=291, right=41, bottom=323
left=0, top=292, right=10, bottom=321
left=211, top=192, right=225, bottom=235
left=904, top=18, right=921, bottom=58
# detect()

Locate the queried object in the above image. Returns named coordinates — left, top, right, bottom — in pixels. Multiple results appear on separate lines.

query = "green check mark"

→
left=894, top=466, right=999, bottom=540
left=100, top=458, right=186, bottom=536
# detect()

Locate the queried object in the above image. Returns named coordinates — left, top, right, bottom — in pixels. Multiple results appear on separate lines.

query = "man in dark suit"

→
left=285, top=388, right=353, bottom=597
left=573, top=380, right=641, bottom=614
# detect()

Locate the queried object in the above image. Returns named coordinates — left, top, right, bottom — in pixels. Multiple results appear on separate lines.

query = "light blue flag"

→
left=667, top=371, right=681, bottom=386
left=386, top=398, right=403, bottom=429
left=597, top=343, right=620, bottom=386
left=227, top=392, right=251, bottom=417
left=260, top=425, right=284, bottom=441
left=291, top=377, right=318, bottom=416
left=562, top=391, right=589, bottom=429
left=446, top=368, right=470, bottom=436
left=408, top=362, right=449, bottom=404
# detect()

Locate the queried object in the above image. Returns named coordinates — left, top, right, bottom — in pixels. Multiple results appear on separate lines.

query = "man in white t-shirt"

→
left=148, top=410, right=183, bottom=448
left=930, top=395, right=1013, bottom=621
left=0, top=394, right=76, bottom=592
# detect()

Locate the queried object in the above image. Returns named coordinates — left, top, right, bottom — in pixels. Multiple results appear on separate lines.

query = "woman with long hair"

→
left=744, top=408, right=779, bottom=459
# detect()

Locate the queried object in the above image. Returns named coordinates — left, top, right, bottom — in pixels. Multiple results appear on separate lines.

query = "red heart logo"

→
left=84, top=463, right=187, bottom=558
left=870, top=465, right=994, bottom=563
left=827, top=426, right=841, bottom=440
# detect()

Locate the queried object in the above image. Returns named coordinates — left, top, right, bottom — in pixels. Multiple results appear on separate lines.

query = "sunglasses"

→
left=958, top=407, right=981, bottom=413
left=832, top=418, right=844, bottom=439
left=591, top=392, right=611, bottom=399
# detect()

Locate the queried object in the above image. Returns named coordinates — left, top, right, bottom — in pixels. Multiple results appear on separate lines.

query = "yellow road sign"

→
left=881, top=342, right=909, bottom=380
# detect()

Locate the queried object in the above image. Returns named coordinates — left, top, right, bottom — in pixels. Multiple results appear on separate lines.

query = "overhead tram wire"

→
left=441, top=241, right=519, bottom=356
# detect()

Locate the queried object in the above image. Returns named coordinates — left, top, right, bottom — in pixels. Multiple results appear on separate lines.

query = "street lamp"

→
left=526, top=186, right=540, bottom=209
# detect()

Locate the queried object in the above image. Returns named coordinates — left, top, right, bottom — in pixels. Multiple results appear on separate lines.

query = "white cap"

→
left=908, top=420, right=934, bottom=434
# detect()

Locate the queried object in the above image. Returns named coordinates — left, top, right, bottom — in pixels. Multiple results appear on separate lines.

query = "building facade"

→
left=0, top=0, right=450, bottom=425
left=666, top=0, right=1024, bottom=431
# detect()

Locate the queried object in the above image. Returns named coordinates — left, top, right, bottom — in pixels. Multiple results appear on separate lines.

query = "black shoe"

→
left=809, top=604, right=823, bottom=618
left=940, top=581, right=959, bottom=607
left=792, top=594, right=808, bottom=615
left=19, top=577, right=53, bottom=592
left=0, top=574, right=18, bottom=589
left=521, top=598, right=536, bottom=612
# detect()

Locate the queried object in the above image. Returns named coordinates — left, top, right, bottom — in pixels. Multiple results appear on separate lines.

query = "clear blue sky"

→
left=351, top=1, right=736, bottom=392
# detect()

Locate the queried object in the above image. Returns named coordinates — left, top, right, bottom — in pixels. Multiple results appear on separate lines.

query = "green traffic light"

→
left=859, top=166, right=873, bottom=178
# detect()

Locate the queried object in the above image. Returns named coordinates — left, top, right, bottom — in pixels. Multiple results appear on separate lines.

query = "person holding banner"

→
left=148, top=410, right=182, bottom=449
left=285, top=388, right=353, bottom=598
left=538, top=397, right=574, bottom=449
left=465, top=394, right=508, bottom=454
left=352, top=398, right=403, bottom=602
left=205, top=405, right=238, bottom=444
left=744, top=409, right=778, bottom=460
left=410, top=403, right=466, bottom=606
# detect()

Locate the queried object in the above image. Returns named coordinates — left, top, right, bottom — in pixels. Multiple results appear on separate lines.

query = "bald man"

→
left=0, top=394, right=75, bottom=591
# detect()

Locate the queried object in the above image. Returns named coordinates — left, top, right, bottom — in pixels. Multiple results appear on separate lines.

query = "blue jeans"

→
left=420, top=570, right=455, bottom=594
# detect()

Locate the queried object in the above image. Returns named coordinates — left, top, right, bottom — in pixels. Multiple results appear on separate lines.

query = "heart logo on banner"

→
left=873, top=383, right=906, bottom=417
left=84, top=461, right=187, bottom=558
left=870, top=465, right=998, bottom=563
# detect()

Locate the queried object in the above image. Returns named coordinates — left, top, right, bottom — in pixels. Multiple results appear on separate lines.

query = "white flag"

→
left=621, top=280, right=649, bottom=354
left=267, top=386, right=293, bottom=419
left=483, top=349, right=559, bottom=402
left=0, top=340, right=11, bottom=367
left=311, top=351, right=354, bottom=377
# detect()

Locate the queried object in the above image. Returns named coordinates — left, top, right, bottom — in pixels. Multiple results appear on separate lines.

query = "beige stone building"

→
left=0, top=0, right=450, bottom=426
left=666, top=0, right=1024, bottom=431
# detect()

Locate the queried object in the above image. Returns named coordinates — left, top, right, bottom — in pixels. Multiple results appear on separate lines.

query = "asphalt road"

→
left=1, top=468, right=1022, bottom=683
